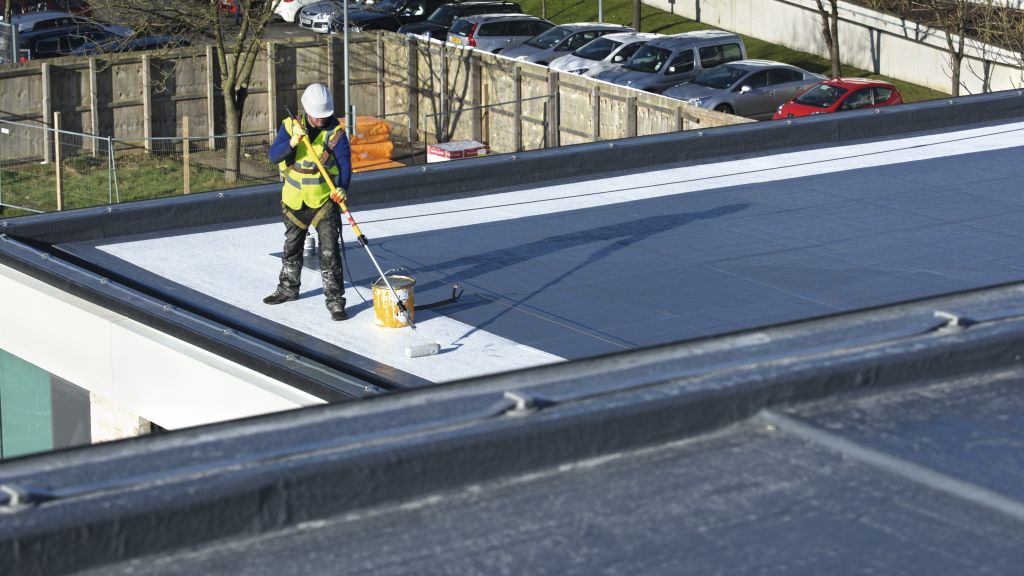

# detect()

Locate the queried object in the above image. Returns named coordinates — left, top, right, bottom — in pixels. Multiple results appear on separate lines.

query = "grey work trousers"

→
left=275, top=201, right=345, bottom=309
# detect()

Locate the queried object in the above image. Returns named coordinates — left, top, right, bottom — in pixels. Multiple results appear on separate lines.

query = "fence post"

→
left=266, top=41, right=278, bottom=134
left=88, top=57, right=99, bottom=155
left=206, top=45, right=216, bottom=150
left=377, top=35, right=385, bottom=117
left=182, top=115, right=190, bottom=195
left=470, top=52, right=482, bottom=142
left=675, top=107, right=684, bottom=132
left=591, top=86, right=600, bottom=141
left=626, top=95, right=637, bottom=138
left=407, top=35, right=419, bottom=142
left=513, top=67, right=522, bottom=152
left=42, top=63, right=52, bottom=163
left=142, top=54, right=153, bottom=152
left=326, top=34, right=336, bottom=100
left=546, top=71, right=560, bottom=148
left=54, top=112, right=63, bottom=211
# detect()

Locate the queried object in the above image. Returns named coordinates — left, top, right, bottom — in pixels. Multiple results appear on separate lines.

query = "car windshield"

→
left=692, top=64, right=748, bottom=89
left=623, top=44, right=671, bottom=72
left=571, top=37, right=620, bottom=60
left=370, top=0, right=404, bottom=13
left=525, top=26, right=569, bottom=49
left=427, top=4, right=457, bottom=25
left=795, top=83, right=849, bottom=107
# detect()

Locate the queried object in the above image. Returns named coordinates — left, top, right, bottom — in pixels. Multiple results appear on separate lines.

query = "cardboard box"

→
left=426, top=140, right=490, bottom=163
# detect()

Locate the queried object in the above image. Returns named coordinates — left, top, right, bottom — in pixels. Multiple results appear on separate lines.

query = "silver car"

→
left=500, top=22, right=633, bottom=65
left=447, top=13, right=553, bottom=54
left=549, top=32, right=661, bottom=78
left=298, top=0, right=374, bottom=33
left=663, top=60, right=825, bottom=119
left=594, top=30, right=745, bottom=94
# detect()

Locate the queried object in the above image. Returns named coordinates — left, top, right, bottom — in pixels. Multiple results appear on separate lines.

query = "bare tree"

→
left=815, top=0, right=842, bottom=78
left=83, top=0, right=281, bottom=182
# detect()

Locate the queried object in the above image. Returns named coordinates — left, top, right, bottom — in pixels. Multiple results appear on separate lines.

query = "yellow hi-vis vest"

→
left=278, top=114, right=346, bottom=211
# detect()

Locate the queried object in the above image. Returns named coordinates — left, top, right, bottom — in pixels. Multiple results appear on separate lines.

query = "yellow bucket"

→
left=372, top=275, right=415, bottom=328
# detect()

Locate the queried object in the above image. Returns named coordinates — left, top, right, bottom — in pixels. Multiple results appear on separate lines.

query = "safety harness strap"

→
left=282, top=201, right=333, bottom=232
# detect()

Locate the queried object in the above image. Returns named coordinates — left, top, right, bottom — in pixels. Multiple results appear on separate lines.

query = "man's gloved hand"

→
left=330, top=188, right=347, bottom=204
left=288, top=122, right=307, bottom=148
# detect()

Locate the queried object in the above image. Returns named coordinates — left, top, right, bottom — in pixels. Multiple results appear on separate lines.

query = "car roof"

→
left=599, top=31, right=662, bottom=42
left=551, top=22, right=633, bottom=32
left=646, top=29, right=740, bottom=49
left=720, top=59, right=795, bottom=70
left=10, top=10, right=76, bottom=23
left=457, top=12, right=539, bottom=22
left=824, top=77, right=897, bottom=88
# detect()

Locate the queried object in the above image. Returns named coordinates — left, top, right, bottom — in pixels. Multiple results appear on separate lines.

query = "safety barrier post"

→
left=54, top=112, right=63, bottom=211
left=592, top=86, right=600, bottom=141
left=182, top=116, right=191, bottom=195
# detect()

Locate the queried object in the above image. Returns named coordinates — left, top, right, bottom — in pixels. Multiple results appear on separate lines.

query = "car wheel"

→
left=492, top=48, right=502, bottom=54
left=537, top=61, right=547, bottom=66
left=714, top=104, right=734, bottom=115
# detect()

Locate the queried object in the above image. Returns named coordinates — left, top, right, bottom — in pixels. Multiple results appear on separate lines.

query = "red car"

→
left=772, top=78, right=903, bottom=119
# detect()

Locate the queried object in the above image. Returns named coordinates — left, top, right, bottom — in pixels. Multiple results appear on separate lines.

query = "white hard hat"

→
left=301, top=83, right=334, bottom=119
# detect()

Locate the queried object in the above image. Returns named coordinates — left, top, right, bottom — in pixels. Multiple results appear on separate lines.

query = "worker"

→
left=264, top=83, right=352, bottom=321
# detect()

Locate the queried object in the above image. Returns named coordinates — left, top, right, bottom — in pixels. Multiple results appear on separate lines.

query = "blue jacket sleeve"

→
left=267, top=124, right=294, bottom=165
left=334, top=133, right=352, bottom=192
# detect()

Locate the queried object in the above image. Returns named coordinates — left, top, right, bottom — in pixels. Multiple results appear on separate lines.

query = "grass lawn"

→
left=519, top=0, right=948, bottom=102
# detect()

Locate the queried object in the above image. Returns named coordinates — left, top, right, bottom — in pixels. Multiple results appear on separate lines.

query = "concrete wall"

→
left=645, top=0, right=1023, bottom=94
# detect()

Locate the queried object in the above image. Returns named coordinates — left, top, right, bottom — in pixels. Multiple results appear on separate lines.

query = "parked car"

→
left=773, top=78, right=904, bottom=119
left=297, top=0, right=375, bottom=33
left=594, top=30, right=746, bottom=94
left=276, top=0, right=349, bottom=23
left=663, top=60, right=825, bottom=119
left=500, top=22, right=633, bottom=65
left=71, top=34, right=189, bottom=56
left=548, top=31, right=660, bottom=78
left=7, top=10, right=131, bottom=36
left=320, top=0, right=458, bottom=32
left=398, top=1, right=521, bottom=41
left=447, top=13, right=553, bottom=54
left=16, top=24, right=123, bottom=60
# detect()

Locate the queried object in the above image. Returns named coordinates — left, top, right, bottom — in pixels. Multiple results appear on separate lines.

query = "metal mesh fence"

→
left=0, top=119, right=280, bottom=216
left=0, top=22, right=16, bottom=65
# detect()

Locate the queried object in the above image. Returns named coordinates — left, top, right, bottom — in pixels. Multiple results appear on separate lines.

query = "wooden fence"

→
left=0, top=31, right=751, bottom=161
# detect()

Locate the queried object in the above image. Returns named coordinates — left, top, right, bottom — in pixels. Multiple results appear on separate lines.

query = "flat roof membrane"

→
left=64, top=121, right=1024, bottom=387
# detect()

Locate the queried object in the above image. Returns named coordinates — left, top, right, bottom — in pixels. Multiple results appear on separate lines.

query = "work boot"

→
left=327, top=298, right=348, bottom=321
left=263, top=289, right=298, bottom=305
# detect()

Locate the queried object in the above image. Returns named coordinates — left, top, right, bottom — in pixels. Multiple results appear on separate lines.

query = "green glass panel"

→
left=0, top=348, right=54, bottom=459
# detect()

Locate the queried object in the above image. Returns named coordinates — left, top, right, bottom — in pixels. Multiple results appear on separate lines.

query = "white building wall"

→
left=0, top=264, right=324, bottom=432
left=646, top=0, right=1023, bottom=94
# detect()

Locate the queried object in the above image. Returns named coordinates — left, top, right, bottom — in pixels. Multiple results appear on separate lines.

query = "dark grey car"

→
left=663, top=60, right=825, bottom=119
left=594, top=30, right=745, bottom=94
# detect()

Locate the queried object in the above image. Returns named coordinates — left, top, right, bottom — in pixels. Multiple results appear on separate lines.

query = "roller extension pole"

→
left=285, top=109, right=439, bottom=358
